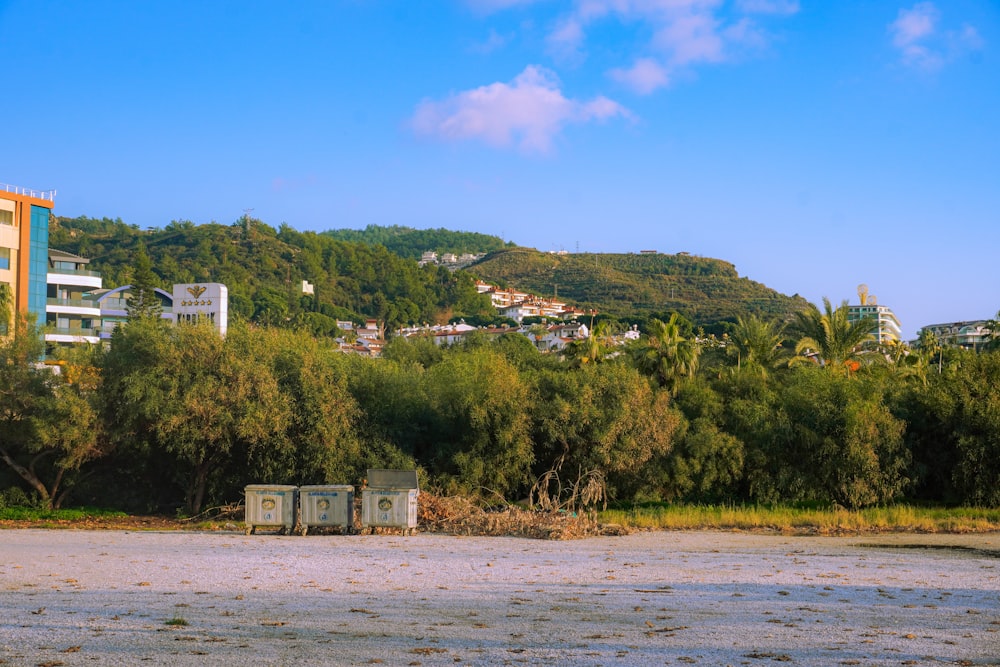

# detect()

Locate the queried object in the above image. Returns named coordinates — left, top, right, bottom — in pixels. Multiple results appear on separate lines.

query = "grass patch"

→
left=0, top=506, right=128, bottom=522
left=165, top=616, right=189, bottom=626
left=598, top=503, right=1000, bottom=534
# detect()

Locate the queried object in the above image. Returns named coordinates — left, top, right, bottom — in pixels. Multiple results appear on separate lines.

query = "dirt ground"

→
left=2, top=529, right=999, bottom=666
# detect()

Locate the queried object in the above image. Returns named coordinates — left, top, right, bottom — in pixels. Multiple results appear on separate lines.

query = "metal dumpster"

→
left=298, top=485, right=355, bottom=535
left=361, top=469, right=419, bottom=535
left=244, top=485, right=297, bottom=535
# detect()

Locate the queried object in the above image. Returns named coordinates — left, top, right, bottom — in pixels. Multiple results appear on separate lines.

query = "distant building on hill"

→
left=917, top=320, right=992, bottom=350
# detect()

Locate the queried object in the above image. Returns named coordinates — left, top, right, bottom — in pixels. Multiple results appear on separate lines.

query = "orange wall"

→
left=0, top=191, right=55, bottom=314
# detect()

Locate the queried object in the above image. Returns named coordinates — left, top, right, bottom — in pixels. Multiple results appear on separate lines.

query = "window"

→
left=0, top=209, right=12, bottom=226
left=0, top=247, right=9, bottom=270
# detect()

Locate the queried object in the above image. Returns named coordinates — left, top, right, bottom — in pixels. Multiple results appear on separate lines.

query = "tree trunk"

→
left=188, top=460, right=212, bottom=516
left=0, top=445, right=52, bottom=508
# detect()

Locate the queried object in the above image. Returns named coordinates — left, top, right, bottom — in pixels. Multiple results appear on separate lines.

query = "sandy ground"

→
left=1, top=529, right=999, bottom=666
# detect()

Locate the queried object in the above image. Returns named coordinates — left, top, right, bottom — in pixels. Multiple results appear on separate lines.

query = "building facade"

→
left=46, top=249, right=102, bottom=346
left=847, top=284, right=902, bottom=345
left=0, top=183, right=56, bottom=329
left=918, top=321, right=991, bottom=350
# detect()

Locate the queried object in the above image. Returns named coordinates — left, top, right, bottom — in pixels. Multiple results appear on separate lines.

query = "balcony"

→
left=48, top=297, right=100, bottom=308
left=1, top=182, right=56, bottom=201
left=46, top=325, right=101, bottom=337
left=48, top=267, right=102, bottom=278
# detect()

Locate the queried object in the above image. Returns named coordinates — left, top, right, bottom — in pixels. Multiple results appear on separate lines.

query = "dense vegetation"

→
left=322, top=224, right=511, bottom=260
left=470, top=248, right=811, bottom=327
left=49, top=218, right=808, bottom=333
left=2, top=299, right=999, bottom=517
left=50, top=216, right=496, bottom=330
left=3, top=218, right=991, bottom=518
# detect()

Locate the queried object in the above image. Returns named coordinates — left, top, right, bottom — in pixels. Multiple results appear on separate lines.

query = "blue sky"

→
left=4, top=1, right=997, bottom=337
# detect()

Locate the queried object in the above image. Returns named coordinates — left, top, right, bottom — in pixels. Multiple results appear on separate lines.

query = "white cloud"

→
left=890, top=2, right=938, bottom=48
left=735, top=0, right=799, bottom=15
left=888, top=3, right=984, bottom=71
left=535, top=0, right=794, bottom=89
left=463, top=0, right=545, bottom=14
left=610, top=57, right=671, bottom=94
left=470, top=28, right=510, bottom=54
left=411, top=65, right=631, bottom=153
left=653, top=8, right=726, bottom=65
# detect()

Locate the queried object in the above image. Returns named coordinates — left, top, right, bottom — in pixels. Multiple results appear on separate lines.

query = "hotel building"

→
left=0, top=183, right=56, bottom=330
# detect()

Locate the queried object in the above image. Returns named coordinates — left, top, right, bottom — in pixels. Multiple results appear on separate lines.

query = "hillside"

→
left=49, top=216, right=495, bottom=330
left=322, top=224, right=511, bottom=260
left=50, top=217, right=808, bottom=330
left=469, top=248, right=810, bottom=325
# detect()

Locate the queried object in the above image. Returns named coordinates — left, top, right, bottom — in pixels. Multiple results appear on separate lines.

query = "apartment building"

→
left=46, top=249, right=102, bottom=346
left=847, top=284, right=902, bottom=345
left=0, top=183, right=56, bottom=329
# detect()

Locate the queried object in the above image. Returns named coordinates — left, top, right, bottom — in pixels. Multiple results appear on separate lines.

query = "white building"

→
left=918, top=321, right=992, bottom=350
left=45, top=249, right=102, bottom=346
left=847, top=285, right=902, bottom=345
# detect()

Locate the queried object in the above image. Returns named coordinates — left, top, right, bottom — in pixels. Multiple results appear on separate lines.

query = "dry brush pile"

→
left=417, top=493, right=629, bottom=540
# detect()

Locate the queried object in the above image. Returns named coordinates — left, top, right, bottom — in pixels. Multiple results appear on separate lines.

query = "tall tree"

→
left=563, top=320, right=615, bottom=367
left=792, top=298, right=874, bottom=369
left=0, top=281, right=12, bottom=333
left=984, top=310, right=1000, bottom=352
left=101, top=320, right=291, bottom=514
left=0, top=315, right=103, bottom=508
left=629, top=313, right=701, bottom=395
left=126, top=244, right=163, bottom=321
left=726, top=314, right=787, bottom=377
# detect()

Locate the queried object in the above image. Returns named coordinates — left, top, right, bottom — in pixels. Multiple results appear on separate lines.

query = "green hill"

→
left=468, top=248, right=809, bottom=326
left=322, top=224, right=511, bottom=260
left=49, top=216, right=494, bottom=330
left=50, top=217, right=808, bottom=331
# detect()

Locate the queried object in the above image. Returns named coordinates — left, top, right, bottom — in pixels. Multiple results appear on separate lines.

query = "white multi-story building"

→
left=917, top=321, right=992, bottom=350
left=45, top=249, right=102, bottom=346
left=847, top=284, right=902, bottom=345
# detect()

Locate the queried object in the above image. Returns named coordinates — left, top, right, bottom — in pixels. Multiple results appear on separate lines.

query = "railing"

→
left=48, top=268, right=102, bottom=278
left=46, top=297, right=102, bottom=310
left=1, top=183, right=56, bottom=201
left=47, top=326, right=100, bottom=337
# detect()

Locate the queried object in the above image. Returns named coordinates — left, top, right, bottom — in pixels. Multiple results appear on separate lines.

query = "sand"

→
left=1, top=529, right=998, bottom=666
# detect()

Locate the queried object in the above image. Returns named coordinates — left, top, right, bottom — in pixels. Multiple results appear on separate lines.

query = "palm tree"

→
left=792, top=297, right=874, bottom=370
left=564, top=320, right=613, bottom=367
left=727, top=314, right=786, bottom=377
left=629, top=313, right=700, bottom=395
left=985, top=310, right=1000, bottom=352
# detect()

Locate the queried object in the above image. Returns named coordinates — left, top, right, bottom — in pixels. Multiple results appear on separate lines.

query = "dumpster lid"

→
left=367, top=469, right=418, bottom=489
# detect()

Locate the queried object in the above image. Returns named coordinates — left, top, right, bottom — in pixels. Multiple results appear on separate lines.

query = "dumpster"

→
left=299, top=485, right=355, bottom=535
left=244, top=485, right=297, bottom=535
left=361, top=469, right=419, bottom=535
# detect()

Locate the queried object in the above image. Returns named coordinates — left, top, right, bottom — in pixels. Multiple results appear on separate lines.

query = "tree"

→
left=0, top=281, right=12, bottom=333
left=0, top=315, right=103, bottom=508
left=126, top=244, right=163, bottom=321
left=563, top=320, right=614, bottom=367
left=726, top=314, right=787, bottom=377
left=984, top=310, right=1000, bottom=352
left=629, top=313, right=701, bottom=395
left=778, top=368, right=909, bottom=508
left=530, top=363, right=683, bottom=504
left=101, top=320, right=291, bottom=514
left=925, top=352, right=1000, bottom=506
left=264, top=329, right=362, bottom=485
left=792, top=298, right=874, bottom=369
left=424, top=348, right=534, bottom=498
